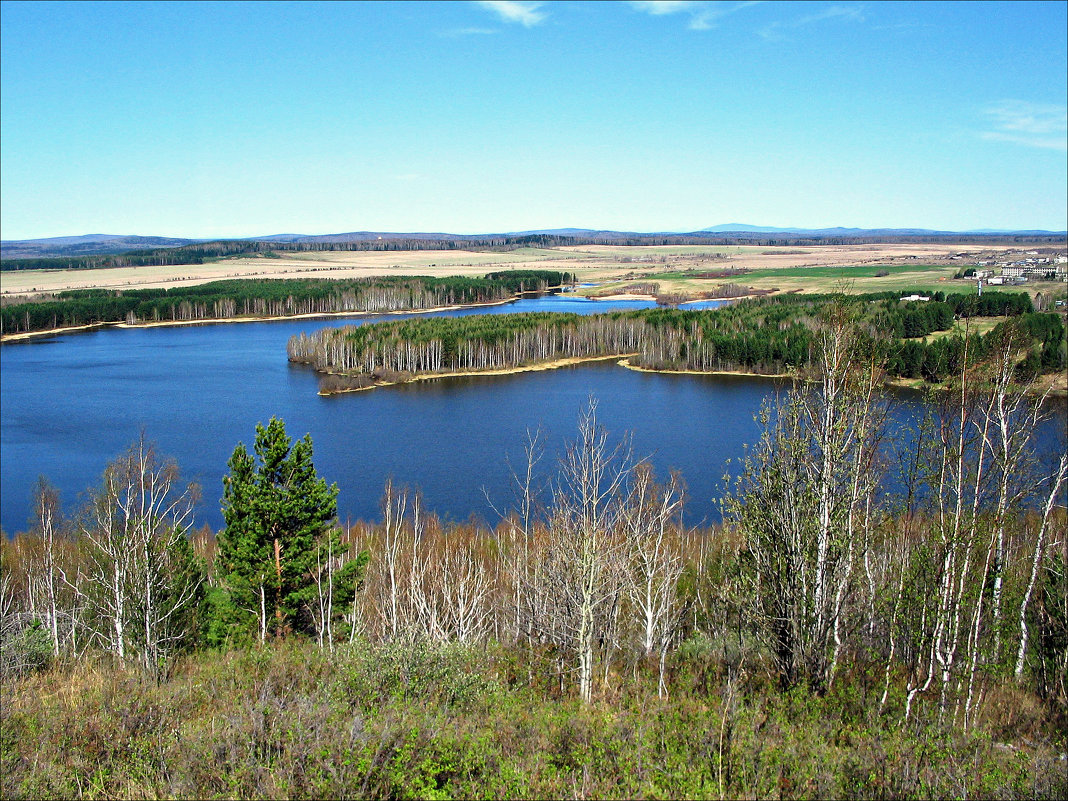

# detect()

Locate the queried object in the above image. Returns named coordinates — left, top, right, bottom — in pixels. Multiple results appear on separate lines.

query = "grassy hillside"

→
left=3, top=640, right=1064, bottom=800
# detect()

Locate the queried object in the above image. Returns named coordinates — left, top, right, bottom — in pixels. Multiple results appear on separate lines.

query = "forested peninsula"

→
left=0, top=271, right=572, bottom=338
left=288, top=290, right=1066, bottom=393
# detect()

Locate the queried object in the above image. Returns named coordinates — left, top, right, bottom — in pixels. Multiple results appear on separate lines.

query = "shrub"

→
left=0, top=618, right=53, bottom=677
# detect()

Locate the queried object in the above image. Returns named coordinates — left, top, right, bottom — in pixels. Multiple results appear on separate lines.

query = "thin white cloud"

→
left=796, top=4, right=865, bottom=25
left=441, top=27, right=499, bottom=37
left=629, top=1, right=761, bottom=31
left=474, top=1, right=546, bottom=27
left=759, top=3, right=865, bottom=40
left=981, top=101, right=1068, bottom=151
left=630, top=1, right=701, bottom=15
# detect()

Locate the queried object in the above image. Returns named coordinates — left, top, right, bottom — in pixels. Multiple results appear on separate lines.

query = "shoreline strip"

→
left=0, top=297, right=517, bottom=343
left=317, top=354, right=638, bottom=395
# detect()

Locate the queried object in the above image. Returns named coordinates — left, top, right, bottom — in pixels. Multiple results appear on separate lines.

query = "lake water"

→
left=2, top=296, right=1064, bottom=535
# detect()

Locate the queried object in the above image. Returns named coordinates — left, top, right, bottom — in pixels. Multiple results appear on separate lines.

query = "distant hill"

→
left=3, top=226, right=1065, bottom=263
left=1, top=234, right=203, bottom=259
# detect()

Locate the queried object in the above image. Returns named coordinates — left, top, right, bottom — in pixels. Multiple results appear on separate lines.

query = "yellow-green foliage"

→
left=2, top=640, right=1064, bottom=800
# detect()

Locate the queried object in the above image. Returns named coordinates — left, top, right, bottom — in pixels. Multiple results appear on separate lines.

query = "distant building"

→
left=1002, top=263, right=1067, bottom=280
left=900, top=294, right=931, bottom=302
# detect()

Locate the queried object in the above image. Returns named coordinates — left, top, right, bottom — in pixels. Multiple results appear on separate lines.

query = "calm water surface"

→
left=2, top=297, right=760, bottom=533
left=2, top=296, right=1063, bottom=534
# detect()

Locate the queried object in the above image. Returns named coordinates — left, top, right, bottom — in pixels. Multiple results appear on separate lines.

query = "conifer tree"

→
left=216, top=418, right=340, bottom=640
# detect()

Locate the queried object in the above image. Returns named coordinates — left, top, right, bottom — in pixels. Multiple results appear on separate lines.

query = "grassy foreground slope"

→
left=3, top=639, right=1065, bottom=800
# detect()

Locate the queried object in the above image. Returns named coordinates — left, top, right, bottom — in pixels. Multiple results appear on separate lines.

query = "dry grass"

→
left=4, top=640, right=1065, bottom=800
left=0, top=248, right=577, bottom=295
left=2, top=242, right=1059, bottom=301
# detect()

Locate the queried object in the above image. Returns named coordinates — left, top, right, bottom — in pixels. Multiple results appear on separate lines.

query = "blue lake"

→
left=2, top=295, right=1064, bottom=535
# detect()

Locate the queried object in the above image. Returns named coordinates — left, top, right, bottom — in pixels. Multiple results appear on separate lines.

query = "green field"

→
left=915, top=315, right=1009, bottom=342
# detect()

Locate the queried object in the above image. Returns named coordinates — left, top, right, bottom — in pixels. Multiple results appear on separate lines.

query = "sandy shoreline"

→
left=0, top=297, right=517, bottom=344
left=586, top=293, right=659, bottom=302
left=316, top=353, right=798, bottom=395
left=0, top=290, right=739, bottom=343
left=320, top=352, right=1066, bottom=400
left=883, top=373, right=1068, bottom=399
left=580, top=292, right=757, bottom=305
left=318, top=354, right=637, bottom=395
left=617, top=358, right=794, bottom=379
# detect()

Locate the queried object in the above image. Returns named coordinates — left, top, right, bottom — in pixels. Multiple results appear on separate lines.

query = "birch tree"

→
left=543, top=399, right=634, bottom=702
left=29, top=477, right=64, bottom=657
left=79, top=438, right=204, bottom=672
left=727, top=303, right=883, bottom=691
left=622, top=463, right=685, bottom=697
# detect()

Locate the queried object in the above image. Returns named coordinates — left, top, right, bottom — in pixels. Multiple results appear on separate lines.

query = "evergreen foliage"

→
left=0, top=271, right=572, bottom=334
left=216, top=418, right=351, bottom=641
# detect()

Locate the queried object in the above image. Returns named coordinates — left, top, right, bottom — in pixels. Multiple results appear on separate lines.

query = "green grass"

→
left=3, top=640, right=1065, bottom=800
left=915, top=315, right=1009, bottom=342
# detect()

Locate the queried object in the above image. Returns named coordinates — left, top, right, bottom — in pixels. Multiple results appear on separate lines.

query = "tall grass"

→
left=3, top=639, right=1064, bottom=800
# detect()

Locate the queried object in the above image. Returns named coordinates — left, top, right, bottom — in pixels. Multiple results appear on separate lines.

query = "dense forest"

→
left=0, top=271, right=573, bottom=335
left=288, top=290, right=1066, bottom=391
left=2, top=304, right=1066, bottom=797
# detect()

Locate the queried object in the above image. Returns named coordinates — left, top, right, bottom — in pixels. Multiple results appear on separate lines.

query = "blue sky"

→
left=1, top=0, right=1065, bottom=238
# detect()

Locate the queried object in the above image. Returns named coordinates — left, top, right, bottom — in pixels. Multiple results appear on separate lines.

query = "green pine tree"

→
left=215, top=417, right=339, bottom=641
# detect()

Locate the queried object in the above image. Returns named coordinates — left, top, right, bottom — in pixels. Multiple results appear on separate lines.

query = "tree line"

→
left=287, top=290, right=1065, bottom=390
left=6, top=233, right=1064, bottom=271
left=0, top=271, right=573, bottom=335
left=3, top=306, right=1066, bottom=735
